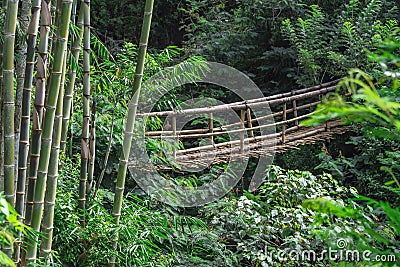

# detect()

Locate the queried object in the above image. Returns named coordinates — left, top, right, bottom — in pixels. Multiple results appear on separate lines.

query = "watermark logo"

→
left=127, top=61, right=276, bottom=207
left=261, top=238, right=397, bottom=265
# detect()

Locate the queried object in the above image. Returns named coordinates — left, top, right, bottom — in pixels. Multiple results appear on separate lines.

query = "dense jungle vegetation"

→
left=0, top=0, right=399, bottom=266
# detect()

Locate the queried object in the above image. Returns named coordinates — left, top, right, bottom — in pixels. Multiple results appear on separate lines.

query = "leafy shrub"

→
left=201, top=165, right=361, bottom=267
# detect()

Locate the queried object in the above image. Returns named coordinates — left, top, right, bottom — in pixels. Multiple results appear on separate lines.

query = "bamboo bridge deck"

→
left=139, top=79, right=350, bottom=169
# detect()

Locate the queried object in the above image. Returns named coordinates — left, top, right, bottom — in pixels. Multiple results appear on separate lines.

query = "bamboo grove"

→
left=0, top=0, right=154, bottom=265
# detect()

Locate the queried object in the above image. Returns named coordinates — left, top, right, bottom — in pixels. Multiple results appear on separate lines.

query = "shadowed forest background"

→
left=0, top=0, right=399, bottom=266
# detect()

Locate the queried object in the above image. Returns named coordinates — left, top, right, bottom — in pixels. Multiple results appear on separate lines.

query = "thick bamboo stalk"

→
left=78, top=0, right=90, bottom=227
left=14, top=0, right=31, bottom=186
left=0, top=0, right=11, bottom=195
left=25, top=0, right=52, bottom=227
left=15, top=0, right=41, bottom=262
left=3, top=0, right=19, bottom=207
left=1, top=0, right=18, bottom=260
left=25, top=0, right=72, bottom=263
left=16, top=0, right=41, bottom=222
left=110, top=0, right=154, bottom=265
left=0, top=0, right=4, bottom=195
left=60, top=2, right=84, bottom=151
left=71, top=0, right=78, bottom=23
left=40, top=50, right=67, bottom=259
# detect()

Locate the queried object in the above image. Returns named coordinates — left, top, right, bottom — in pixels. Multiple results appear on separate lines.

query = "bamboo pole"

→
left=2, top=0, right=19, bottom=207
left=60, top=2, right=84, bottom=151
left=110, top=1, right=154, bottom=265
left=14, top=0, right=30, bottom=186
left=2, top=0, right=17, bottom=202
left=25, top=0, right=52, bottom=227
left=78, top=0, right=90, bottom=227
left=16, top=0, right=41, bottom=218
left=15, top=0, right=42, bottom=261
left=1, top=0, right=18, bottom=260
left=40, top=49, right=67, bottom=259
left=0, top=3, right=4, bottom=194
left=25, top=0, right=72, bottom=263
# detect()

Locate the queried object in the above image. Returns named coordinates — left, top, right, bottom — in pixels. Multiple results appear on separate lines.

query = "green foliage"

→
left=302, top=38, right=400, bottom=205
left=301, top=34, right=400, bottom=267
left=315, top=135, right=400, bottom=204
left=281, top=0, right=399, bottom=86
left=303, top=197, right=400, bottom=266
left=91, top=0, right=184, bottom=49
left=201, top=166, right=360, bottom=267
left=68, top=40, right=206, bottom=187
left=52, top=155, right=232, bottom=266
left=180, top=0, right=311, bottom=91
left=0, top=194, right=32, bottom=267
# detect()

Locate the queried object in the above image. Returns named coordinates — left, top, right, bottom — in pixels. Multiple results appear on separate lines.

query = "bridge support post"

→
left=292, top=100, right=298, bottom=126
left=282, top=103, right=286, bottom=144
left=246, top=107, right=254, bottom=138
left=172, top=115, right=177, bottom=159
left=325, top=121, right=330, bottom=131
left=240, top=109, right=245, bottom=153
left=209, top=112, right=214, bottom=145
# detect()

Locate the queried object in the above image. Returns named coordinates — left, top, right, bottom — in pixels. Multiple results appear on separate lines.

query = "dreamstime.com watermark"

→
left=261, top=239, right=397, bottom=264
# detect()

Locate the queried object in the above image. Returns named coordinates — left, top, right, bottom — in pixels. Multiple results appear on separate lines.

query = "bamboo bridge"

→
left=139, top=79, right=350, bottom=169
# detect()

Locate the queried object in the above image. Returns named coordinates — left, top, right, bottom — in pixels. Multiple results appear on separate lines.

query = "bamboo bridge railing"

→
left=138, top=79, right=350, bottom=168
